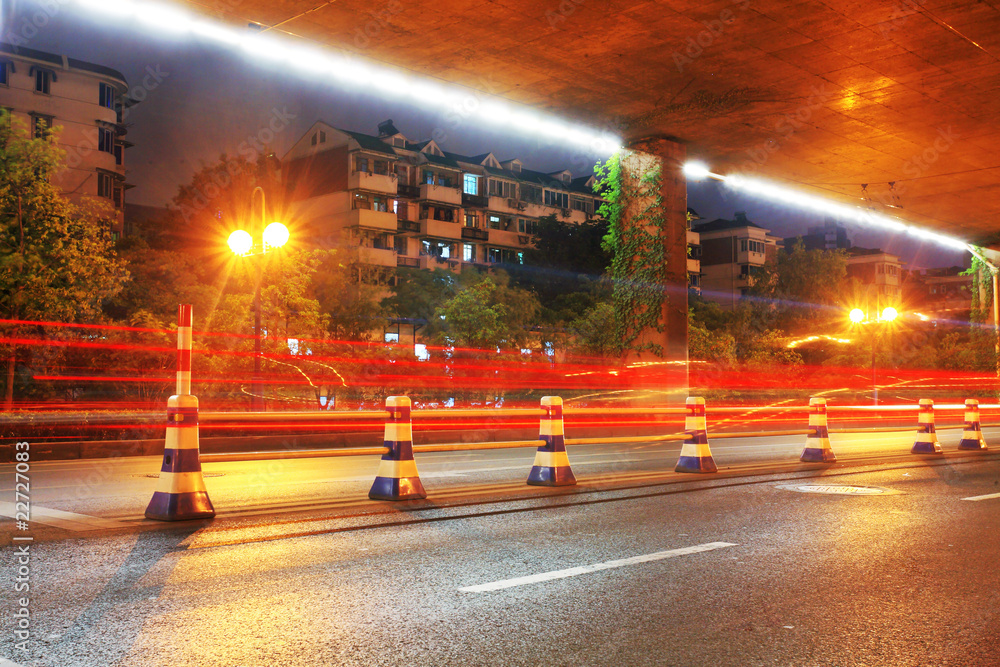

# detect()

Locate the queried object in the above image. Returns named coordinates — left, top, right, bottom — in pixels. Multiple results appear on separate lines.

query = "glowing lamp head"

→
left=263, top=222, right=289, bottom=250
left=881, top=307, right=898, bottom=322
left=849, top=308, right=865, bottom=324
left=682, top=161, right=712, bottom=180
left=227, top=229, right=253, bottom=256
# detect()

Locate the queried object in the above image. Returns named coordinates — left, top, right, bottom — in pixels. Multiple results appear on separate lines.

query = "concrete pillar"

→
left=619, top=137, right=688, bottom=391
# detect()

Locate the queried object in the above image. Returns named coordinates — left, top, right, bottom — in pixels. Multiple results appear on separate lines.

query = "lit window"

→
left=465, top=213, right=477, bottom=228
left=463, top=174, right=478, bottom=195
left=489, top=215, right=501, bottom=230
left=488, top=247, right=502, bottom=263
left=463, top=243, right=475, bottom=262
left=99, top=82, right=116, bottom=109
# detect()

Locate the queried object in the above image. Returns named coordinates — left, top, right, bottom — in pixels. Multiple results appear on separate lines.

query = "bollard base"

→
left=800, top=448, right=837, bottom=463
left=145, top=491, right=215, bottom=521
left=527, top=465, right=577, bottom=486
left=675, top=456, right=718, bottom=474
left=911, top=441, right=943, bottom=455
left=368, top=476, right=427, bottom=501
left=958, top=437, right=988, bottom=451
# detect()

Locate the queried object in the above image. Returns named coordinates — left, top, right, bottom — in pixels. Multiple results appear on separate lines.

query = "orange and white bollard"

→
left=145, top=305, right=215, bottom=521
left=911, top=398, right=943, bottom=455
left=675, top=397, right=718, bottom=473
left=369, top=396, right=427, bottom=500
left=958, top=398, right=989, bottom=451
left=800, top=397, right=836, bottom=463
left=527, top=396, right=577, bottom=486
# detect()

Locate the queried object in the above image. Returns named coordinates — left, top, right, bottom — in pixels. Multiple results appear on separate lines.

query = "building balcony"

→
left=398, top=183, right=420, bottom=199
left=462, top=192, right=489, bottom=208
left=348, top=171, right=397, bottom=194
left=420, top=217, right=462, bottom=240
left=357, top=246, right=397, bottom=268
left=461, top=227, right=489, bottom=241
left=349, top=208, right=398, bottom=232
left=489, top=196, right=524, bottom=213
left=488, top=228, right=521, bottom=246
left=397, top=219, right=420, bottom=233
left=687, top=258, right=701, bottom=274
left=397, top=256, right=420, bottom=268
left=420, top=183, right=462, bottom=206
left=420, top=255, right=461, bottom=271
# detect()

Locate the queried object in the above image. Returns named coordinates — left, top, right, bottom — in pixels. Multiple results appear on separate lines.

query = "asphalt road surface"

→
left=2, top=430, right=1000, bottom=666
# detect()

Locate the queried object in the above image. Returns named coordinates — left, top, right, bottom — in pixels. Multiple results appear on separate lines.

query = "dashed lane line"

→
left=459, top=541, right=738, bottom=592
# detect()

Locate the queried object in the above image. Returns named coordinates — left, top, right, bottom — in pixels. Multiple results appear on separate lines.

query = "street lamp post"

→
left=849, top=305, right=898, bottom=406
left=227, top=186, right=290, bottom=412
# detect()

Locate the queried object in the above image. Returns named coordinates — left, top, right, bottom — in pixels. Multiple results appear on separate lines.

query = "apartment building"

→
left=0, top=43, right=131, bottom=234
left=282, top=119, right=602, bottom=279
left=845, top=247, right=902, bottom=305
left=693, top=211, right=780, bottom=309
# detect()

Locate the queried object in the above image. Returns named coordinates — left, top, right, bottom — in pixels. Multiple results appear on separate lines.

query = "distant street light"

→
left=848, top=304, right=899, bottom=406
left=228, top=186, right=289, bottom=411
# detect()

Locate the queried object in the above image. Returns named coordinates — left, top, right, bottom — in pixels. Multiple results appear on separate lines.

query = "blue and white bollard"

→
left=911, top=398, right=943, bottom=455
left=369, top=396, right=427, bottom=500
left=800, top=397, right=837, bottom=463
left=675, top=397, right=718, bottom=473
left=527, top=396, right=577, bottom=486
left=958, top=398, right=989, bottom=451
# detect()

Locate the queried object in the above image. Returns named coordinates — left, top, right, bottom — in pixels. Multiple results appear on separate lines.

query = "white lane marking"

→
left=962, top=492, right=1000, bottom=501
left=459, top=541, right=737, bottom=592
left=0, top=502, right=131, bottom=531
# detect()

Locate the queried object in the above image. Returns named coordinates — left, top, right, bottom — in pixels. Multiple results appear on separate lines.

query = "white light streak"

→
left=684, top=163, right=970, bottom=254
left=64, top=0, right=620, bottom=154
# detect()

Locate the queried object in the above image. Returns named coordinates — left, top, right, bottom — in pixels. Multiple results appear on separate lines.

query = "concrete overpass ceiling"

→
left=180, top=0, right=1000, bottom=240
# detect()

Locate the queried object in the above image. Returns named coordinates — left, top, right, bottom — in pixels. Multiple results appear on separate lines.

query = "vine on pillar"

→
left=595, top=151, right=668, bottom=356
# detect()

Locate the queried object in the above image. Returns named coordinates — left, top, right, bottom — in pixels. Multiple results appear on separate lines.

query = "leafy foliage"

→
left=0, top=112, right=128, bottom=406
left=594, top=152, right=669, bottom=356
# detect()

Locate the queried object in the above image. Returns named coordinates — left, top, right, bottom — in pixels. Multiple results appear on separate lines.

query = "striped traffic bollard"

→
left=369, top=396, right=427, bottom=500
left=675, top=397, right=718, bottom=473
left=911, top=398, right=943, bottom=455
left=527, top=396, right=577, bottom=486
left=145, top=305, right=215, bottom=521
left=800, top=397, right=837, bottom=463
left=958, top=399, right=989, bottom=451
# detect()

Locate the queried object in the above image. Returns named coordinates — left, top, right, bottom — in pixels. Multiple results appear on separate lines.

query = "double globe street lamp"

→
left=227, top=186, right=290, bottom=411
left=849, top=306, right=898, bottom=406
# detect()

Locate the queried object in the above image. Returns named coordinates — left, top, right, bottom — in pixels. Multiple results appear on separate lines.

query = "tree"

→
left=746, top=241, right=848, bottom=333
left=507, top=214, right=611, bottom=325
left=432, top=273, right=541, bottom=350
left=0, top=112, right=128, bottom=408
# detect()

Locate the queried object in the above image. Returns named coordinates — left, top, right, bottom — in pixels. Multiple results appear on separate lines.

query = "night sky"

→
left=1, top=0, right=969, bottom=270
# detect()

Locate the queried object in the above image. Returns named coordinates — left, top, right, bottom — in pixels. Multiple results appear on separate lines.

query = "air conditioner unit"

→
left=507, top=198, right=519, bottom=208
left=561, top=209, right=571, bottom=218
